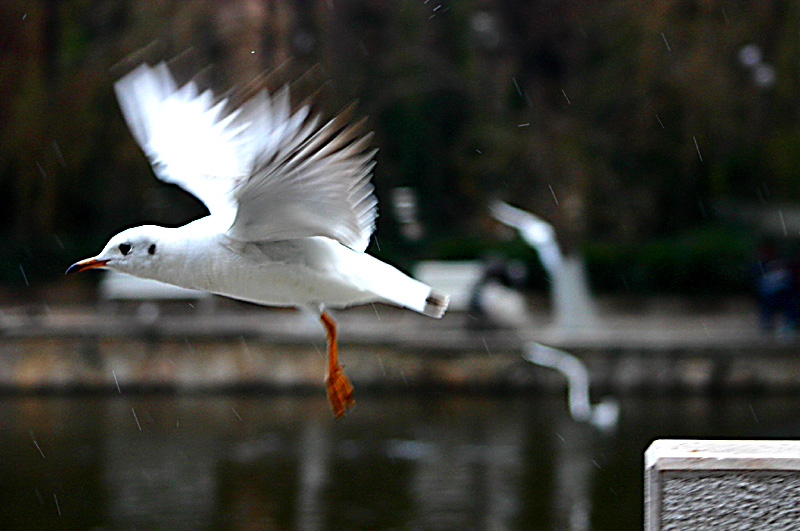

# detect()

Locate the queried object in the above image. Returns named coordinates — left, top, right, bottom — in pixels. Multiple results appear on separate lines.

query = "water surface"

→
left=1, top=392, right=797, bottom=530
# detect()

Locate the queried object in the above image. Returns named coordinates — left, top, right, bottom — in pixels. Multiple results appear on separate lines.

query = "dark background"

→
left=2, top=0, right=797, bottom=295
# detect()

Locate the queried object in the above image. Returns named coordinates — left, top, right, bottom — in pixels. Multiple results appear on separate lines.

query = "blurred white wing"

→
left=227, top=95, right=377, bottom=252
left=114, top=63, right=245, bottom=225
left=491, top=200, right=562, bottom=274
left=114, top=62, right=378, bottom=252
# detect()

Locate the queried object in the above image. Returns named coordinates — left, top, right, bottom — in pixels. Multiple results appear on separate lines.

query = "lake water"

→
left=1, top=392, right=798, bottom=530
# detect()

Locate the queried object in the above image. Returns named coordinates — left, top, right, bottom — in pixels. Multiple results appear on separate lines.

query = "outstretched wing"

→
left=114, top=63, right=246, bottom=225
left=226, top=95, right=378, bottom=252
left=114, top=62, right=378, bottom=252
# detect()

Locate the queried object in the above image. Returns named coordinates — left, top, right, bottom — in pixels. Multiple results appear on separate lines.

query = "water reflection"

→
left=0, top=393, right=798, bottom=530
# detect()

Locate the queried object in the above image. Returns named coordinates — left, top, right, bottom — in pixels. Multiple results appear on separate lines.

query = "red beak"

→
left=66, top=258, right=109, bottom=274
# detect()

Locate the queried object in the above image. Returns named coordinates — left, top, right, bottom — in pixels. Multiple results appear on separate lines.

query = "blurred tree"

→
left=0, top=0, right=798, bottom=289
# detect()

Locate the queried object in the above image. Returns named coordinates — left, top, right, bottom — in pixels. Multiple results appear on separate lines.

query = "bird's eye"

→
left=148, top=244, right=156, bottom=255
left=119, top=243, right=131, bottom=256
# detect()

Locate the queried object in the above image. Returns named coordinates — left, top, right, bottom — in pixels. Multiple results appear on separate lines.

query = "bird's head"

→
left=67, top=225, right=166, bottom=277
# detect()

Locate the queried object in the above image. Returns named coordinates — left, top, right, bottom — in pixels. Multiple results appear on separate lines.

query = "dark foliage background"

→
left=2, top=0, right=797, bottom=294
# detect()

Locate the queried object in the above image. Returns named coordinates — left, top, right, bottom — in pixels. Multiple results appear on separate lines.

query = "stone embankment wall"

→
left=2, top=305, right=800, bottom=394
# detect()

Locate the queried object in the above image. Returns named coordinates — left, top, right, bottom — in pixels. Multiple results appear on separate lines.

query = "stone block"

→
left=645, top=439, right=800, bottom=530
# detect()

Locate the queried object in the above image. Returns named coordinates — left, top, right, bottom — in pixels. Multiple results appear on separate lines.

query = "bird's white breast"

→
left=175, top=234, right=377, bottom=308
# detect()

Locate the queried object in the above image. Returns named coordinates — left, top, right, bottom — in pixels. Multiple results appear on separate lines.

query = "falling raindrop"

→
left=131, top=407, right=142, bottom=431
left=51, top=141, right=66, bottom=168
left=749, top=403, right=759, bottom=423
left=35, top=161, right=47, bottom=179
left=693, top=136, right=703, bottom=162
left=30, top=431, right=45, bottom=459
left=311, top=341, right=323, bottom=357
left=238, top=336, right=252, bottom=362
left=19, top=264, right=29, bottom=286
left=512, top=77, right=523, bottom=98
left=661, top=32, right=671, bottom=53
left=779, top=210, right=787, bottom=237
left=548, top=184, right=560, bottom=206
left=377, top=354, right=388, bottom=377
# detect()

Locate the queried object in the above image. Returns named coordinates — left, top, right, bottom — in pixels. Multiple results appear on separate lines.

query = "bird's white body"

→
left=135, top=218, right=431, bottom=312
left=70, top=62, right=447, bottom=319
left=69, top=60, right=449, bottom=417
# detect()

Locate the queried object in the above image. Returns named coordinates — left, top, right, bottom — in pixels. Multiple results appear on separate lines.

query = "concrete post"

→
left=645, top=439, right=800, bottom=530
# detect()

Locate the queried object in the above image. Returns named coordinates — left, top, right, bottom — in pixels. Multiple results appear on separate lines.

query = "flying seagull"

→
left=67, top=62, right=449, bottom=418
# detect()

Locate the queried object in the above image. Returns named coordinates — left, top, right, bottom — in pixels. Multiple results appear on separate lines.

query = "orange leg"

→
left=320, top=310, right=355, bottom=418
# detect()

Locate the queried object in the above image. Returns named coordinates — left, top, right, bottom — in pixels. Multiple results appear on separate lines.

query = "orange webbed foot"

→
left=325, top=364, right=355, bottom=419
left=320, top=309, right=355, bottom=419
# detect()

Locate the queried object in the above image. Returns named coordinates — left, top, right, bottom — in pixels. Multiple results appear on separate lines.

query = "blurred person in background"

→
left=754, top=240, right=798, bottom=334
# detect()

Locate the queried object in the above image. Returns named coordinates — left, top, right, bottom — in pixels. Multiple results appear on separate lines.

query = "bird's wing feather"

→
left=115, top=62, right=378, bottom=251
left=114, top=63, right=247, bottom=225
left=226, top=96, right=378, bottom=252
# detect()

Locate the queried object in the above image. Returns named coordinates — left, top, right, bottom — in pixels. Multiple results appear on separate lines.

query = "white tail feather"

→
left=423, top=289, right=449, bottom=318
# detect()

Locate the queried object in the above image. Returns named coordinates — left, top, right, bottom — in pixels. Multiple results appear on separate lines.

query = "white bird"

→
left=67, top=62, right=449, bottom=418
left=491, top=200, right=597, bottom=330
